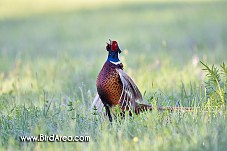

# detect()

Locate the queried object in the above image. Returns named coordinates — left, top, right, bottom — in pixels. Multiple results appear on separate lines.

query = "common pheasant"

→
left=91, top=40, right=193, bottom=122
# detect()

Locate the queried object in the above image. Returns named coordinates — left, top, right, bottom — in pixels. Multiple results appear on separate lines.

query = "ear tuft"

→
left=106, top=43, right=111, bottom=51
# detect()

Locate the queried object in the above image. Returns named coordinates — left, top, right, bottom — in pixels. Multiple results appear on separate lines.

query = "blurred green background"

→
left=0, top=0, right=227, bottom=150
left=0, top=0, right=226, bottom=96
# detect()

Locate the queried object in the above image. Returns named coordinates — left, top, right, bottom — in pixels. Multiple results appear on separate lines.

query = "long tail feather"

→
left=157, top=106, right=195, bottom=111
left=135, top=103, right=152, bottom=114
left=135, top=103, right=195, bottom=114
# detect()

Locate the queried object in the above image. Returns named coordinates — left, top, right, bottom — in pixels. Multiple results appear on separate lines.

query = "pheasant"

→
left=91, top=40, right=193, bottom=122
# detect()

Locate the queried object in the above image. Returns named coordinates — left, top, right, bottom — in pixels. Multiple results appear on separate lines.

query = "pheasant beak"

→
left=109, top=39, right=112, bottom=45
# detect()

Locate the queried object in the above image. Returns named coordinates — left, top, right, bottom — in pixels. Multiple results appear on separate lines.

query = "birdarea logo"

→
left=19, top=134, right=90, bottom=142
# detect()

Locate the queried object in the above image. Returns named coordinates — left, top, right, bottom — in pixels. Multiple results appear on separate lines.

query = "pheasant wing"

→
left=117, top=69, right=143, bottom=111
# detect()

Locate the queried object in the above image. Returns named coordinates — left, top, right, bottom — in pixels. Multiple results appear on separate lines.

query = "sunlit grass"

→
left=0, top=0, right=106, bottom=19
left=0, top=0, right=148, bottom=19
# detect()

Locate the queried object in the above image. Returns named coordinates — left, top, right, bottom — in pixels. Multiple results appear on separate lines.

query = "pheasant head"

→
left=106, top=39, right=122, bottom=63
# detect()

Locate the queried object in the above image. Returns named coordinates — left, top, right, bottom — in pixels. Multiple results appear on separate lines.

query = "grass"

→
left=0, top=1, right=227, bottom=150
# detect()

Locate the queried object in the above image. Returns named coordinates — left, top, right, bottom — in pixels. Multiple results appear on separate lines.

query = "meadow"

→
left=0, top=1, right=226, bottom=150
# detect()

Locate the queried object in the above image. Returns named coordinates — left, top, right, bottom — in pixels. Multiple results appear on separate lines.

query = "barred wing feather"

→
left=117, top=69, right=143, bottom=111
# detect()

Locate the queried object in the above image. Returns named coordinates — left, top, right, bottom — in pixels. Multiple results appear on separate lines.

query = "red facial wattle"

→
left=111, top=41, right=118, bottom=51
